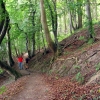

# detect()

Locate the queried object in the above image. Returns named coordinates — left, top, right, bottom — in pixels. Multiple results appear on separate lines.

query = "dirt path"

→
left=10, top=73, right=53, bottom=100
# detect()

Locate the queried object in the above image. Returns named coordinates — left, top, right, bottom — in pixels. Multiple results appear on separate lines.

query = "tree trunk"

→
left=0, top=14, right=10, bottom=44
left=25, top=33, right=31, bottom=58
left=92, top=0, right=98, bottom=20
left=64, top=11, right=67, bottom=33
left=28, top=37, right=31, bottom=58
left=32, top=33, right=35, bottom=57
left=25, top=32, right=30, bottom=57
left=14, top=43, right=19, bottom=57
left=0, top=0, right=10, bottom=44
left=69, top=11, right=73, bottom=34
left=7, top=26, right=15, bottom=66
left=0, top=60, right=22, bottom=79
left=42, top=30, right=46, bottom=54
left=46, top=0, right=61, bottom=55
left=29, top=0, right=36, bottom=57
left=77, top=0, right=82, bottom=29
left=40, top=0, right=57, bottom=54
left=85, top=0, right=94, bottom=39
left=0, top=0, right=5, bottom=34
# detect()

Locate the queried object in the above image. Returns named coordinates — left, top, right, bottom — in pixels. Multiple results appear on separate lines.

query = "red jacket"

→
left=18, top=57, right=23, bottom=62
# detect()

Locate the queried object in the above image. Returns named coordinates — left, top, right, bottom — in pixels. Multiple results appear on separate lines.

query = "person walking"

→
left=18, top=55, right=23, bottom=70
left=25, top=57, right=29, bottom=69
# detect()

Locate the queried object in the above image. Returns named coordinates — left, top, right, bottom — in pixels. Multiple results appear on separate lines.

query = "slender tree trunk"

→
left=0, top=0, right=10, bottom=44
left=46, top=0, right=58, bottom=40
left=14, top=44, right=19, bottom=57
left=69, top=11, right=73, bottom=34
left=85, top=0, right=94, bottom=39
left=58, top=17, right=62, bottom=35
left=73, top=10, right=78, bottom=29
left=40, top=0, right=57, bottom=54
left=92, top=0, right=98, bottom=20
left=64, top=11, right=67, bottom=33
left=94, top=0, right=98, bottom=20
left=7, top=26, right=14, bottom=66
left=25, top=32, right=31, bottom=58
left=25, top=33, right=29, bottom=53
left=0, top=14, right=10, bottom=44
left=77, top=0, right=82, bottom=29
left=25, top=33, right=31, bottom=58
left=29, top=0, right=36, bottom=57
left=41, top=25, right=47, bottom=54
left=0, top=0, right=5, bottom=33
left=28, top=37, right=31, bottom=58
left=46, top=0, right=62, bottom=55
left=32, top=33, right=35, bottom=57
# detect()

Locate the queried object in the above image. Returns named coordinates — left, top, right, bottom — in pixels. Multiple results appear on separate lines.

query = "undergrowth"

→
left=0, top=86, right=6, bottom=95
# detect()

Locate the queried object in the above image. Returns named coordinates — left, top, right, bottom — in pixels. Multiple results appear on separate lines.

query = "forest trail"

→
left=11, top=62, right=53, bottom=100
left=10, top=73, right=53, bottom=100
left=0, top=61, right=53, bottom=100
left=0, top=73, right=53, bottom=100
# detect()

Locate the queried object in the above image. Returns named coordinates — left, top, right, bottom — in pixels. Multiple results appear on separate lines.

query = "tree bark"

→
left=29, top=0, right=36, bottom=57
left=7, top=25, right=15, bottom=66
left=0, top=13, right=10, bottom=44
left=40, top=0, right=57, bottom=54
left=0, top=60, right=22, bottom=79
left=32, top=33, right=35, bottom=57
left=77, top=0, right=82, bottom=29
left=0, top=0, right=5, bottom=34
left=85, top=0, right=94, bottom=39
left=46, top=0, right=60, bottom=54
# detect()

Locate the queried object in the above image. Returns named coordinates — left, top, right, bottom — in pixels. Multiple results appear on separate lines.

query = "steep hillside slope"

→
left=27, top=24, right=100, bottom=99
left=1, top=24, right=100, bottom=100
left=30, top=24, right=100, bottom=85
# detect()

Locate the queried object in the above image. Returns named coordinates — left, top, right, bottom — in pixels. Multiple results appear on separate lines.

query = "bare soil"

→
left=11, top=73, right=53, bottom=100
left=0, top=73, right=54, bottom=100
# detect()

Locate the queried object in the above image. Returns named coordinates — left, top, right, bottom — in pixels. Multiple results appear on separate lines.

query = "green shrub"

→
left=0, top=86, right=6, bottom=94
left=95, top=62, right=100, bottom=71
left=87, top=38, right=94, bottom=44
left=75, top=72, right=84, bottom=84
left=74, top=65, right=80, bottom=69
left=78, top=36, right=85, bottom=40
left=0, top=68, right=4, bottom=74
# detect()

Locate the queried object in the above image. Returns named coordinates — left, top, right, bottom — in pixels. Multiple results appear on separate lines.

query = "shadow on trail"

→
left=13, top=62, right=33, bottom=76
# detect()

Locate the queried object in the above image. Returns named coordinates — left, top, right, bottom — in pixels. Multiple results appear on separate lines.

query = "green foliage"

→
left=78, top=36, right=85, bottom=40
left=87, top=38, right=94, bottom=44
left=75, top=72, right=84, bottom=84
left=74, top=65, right=80, bottom=69
left=0, top=68, right=4, bottom=74
left=48, top=69, right=53, bottom=75
left=95, top=62, right=100, bottom=71
left=0, top=86, right=6, bottom=95
left=58, top=33, right=70, bottom=42
left=3, top=0, right=100, bottom=57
